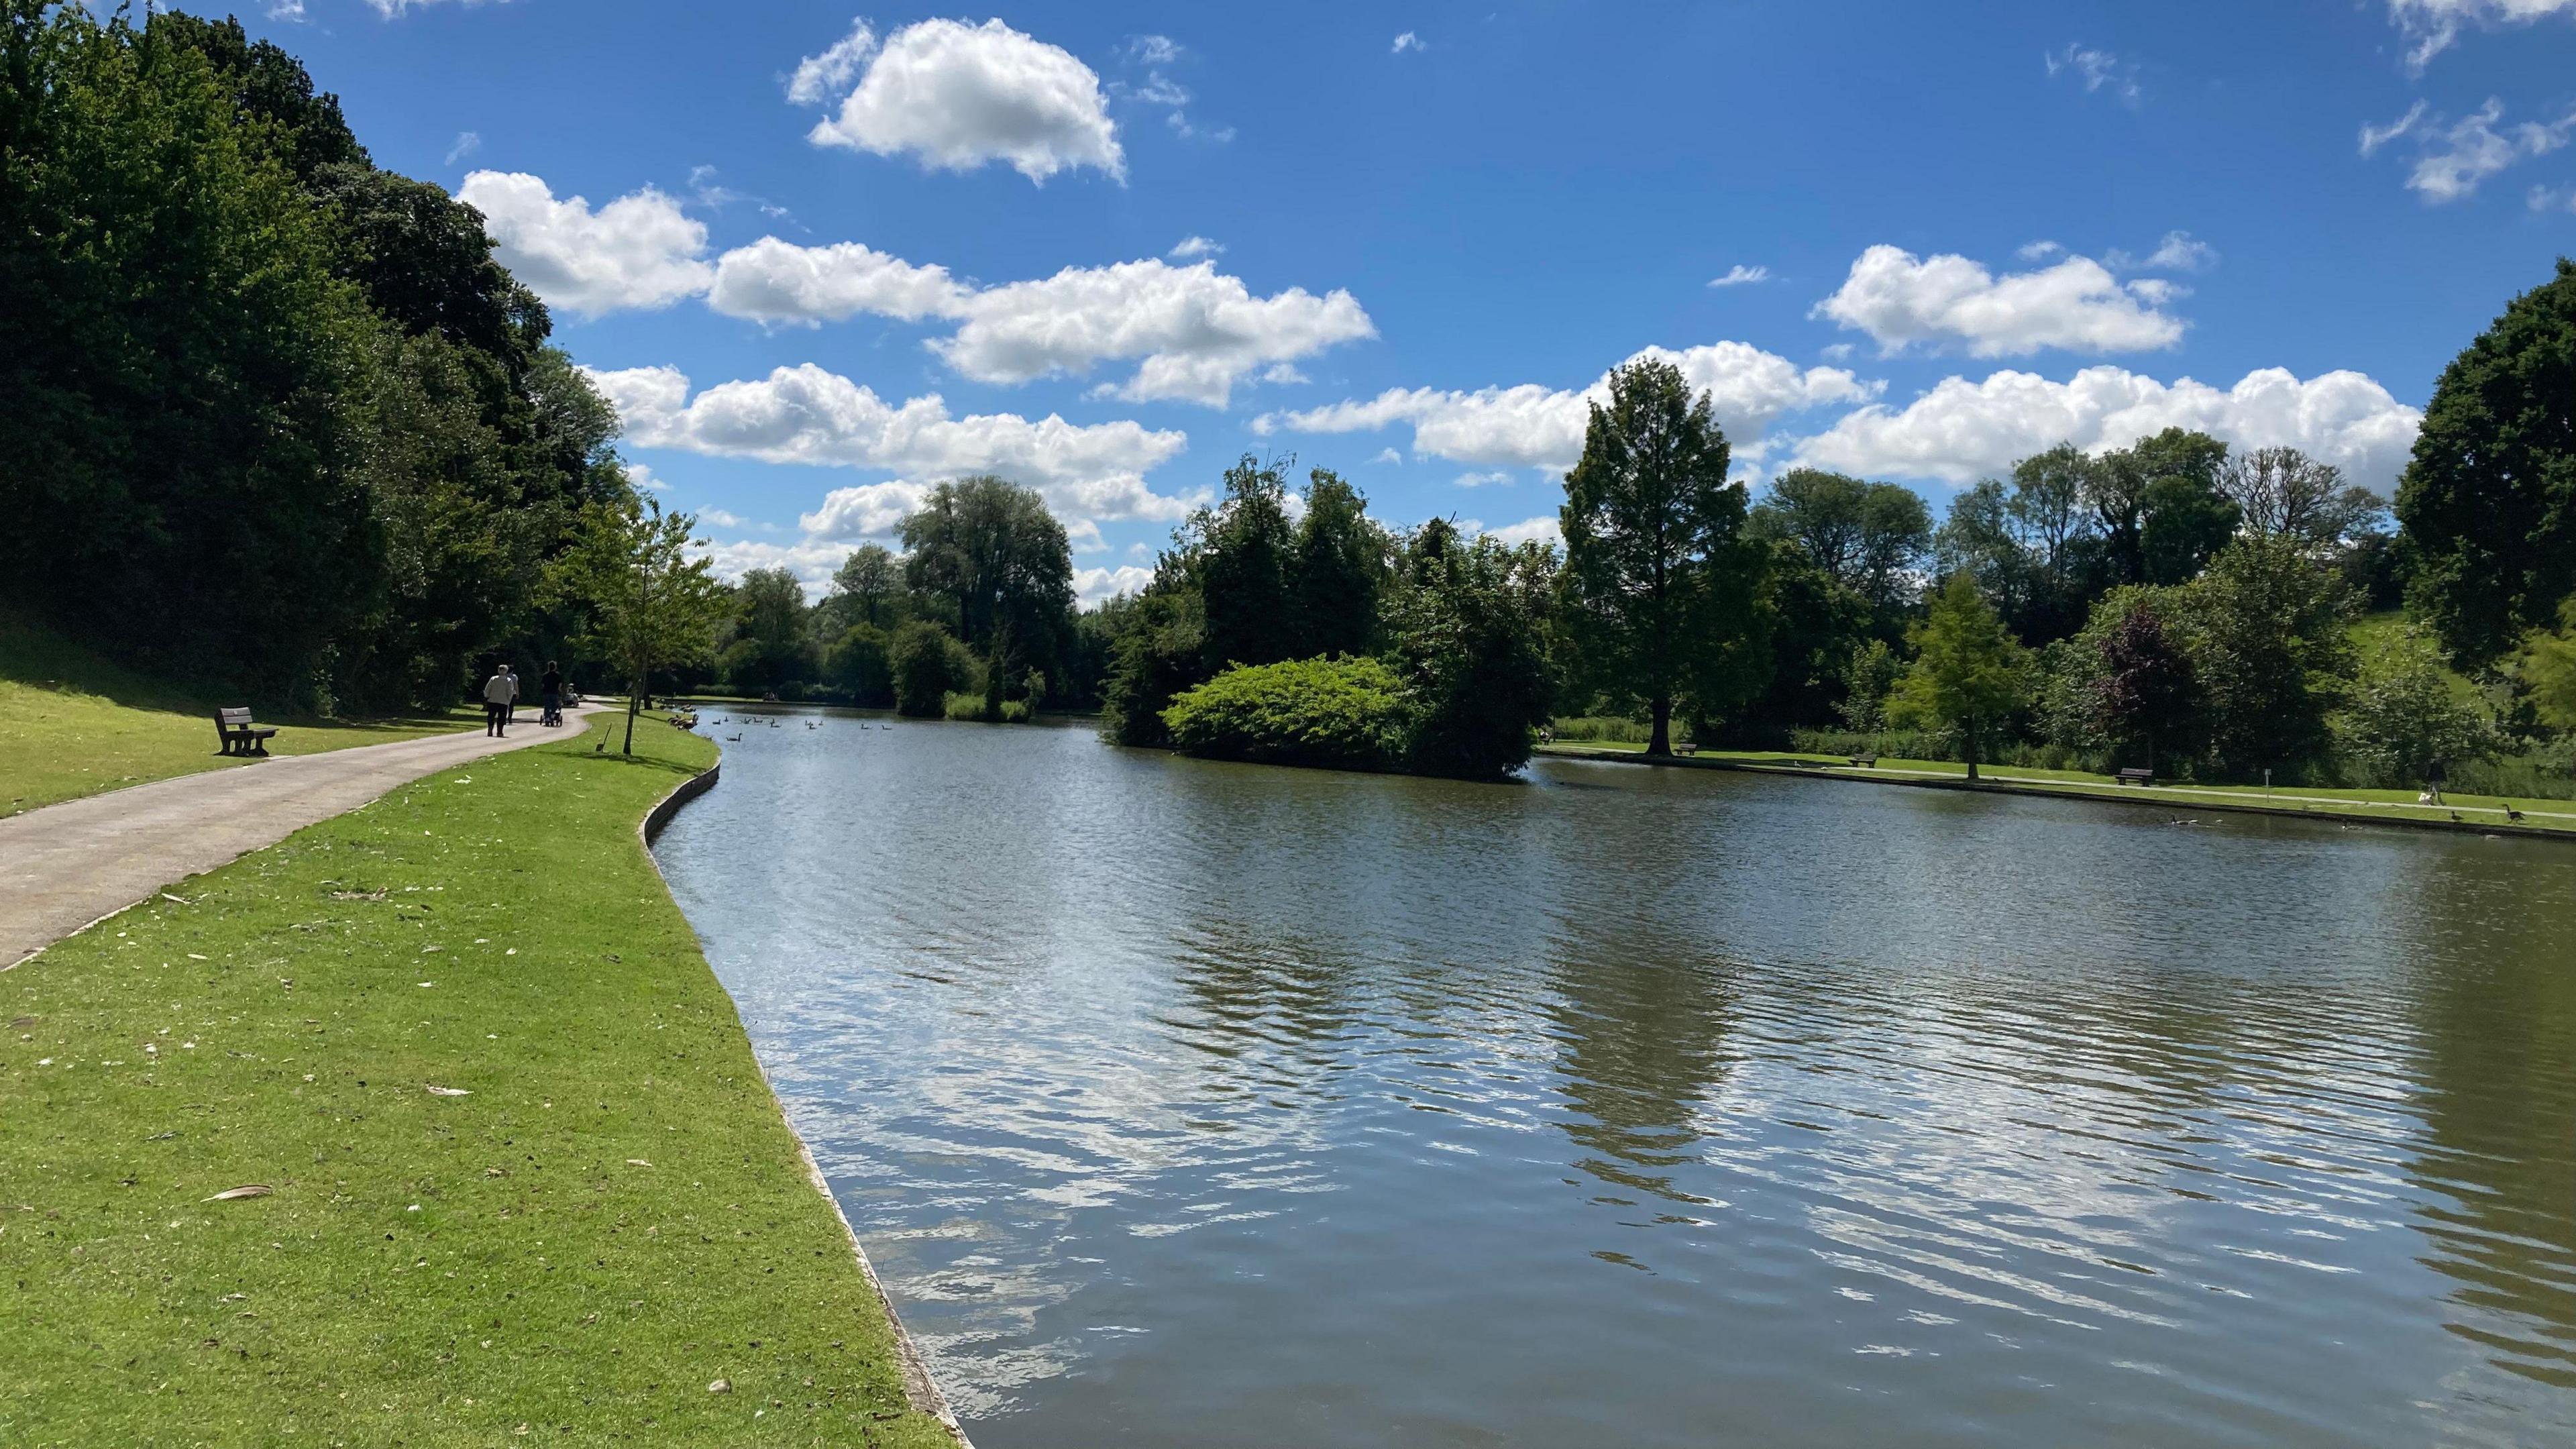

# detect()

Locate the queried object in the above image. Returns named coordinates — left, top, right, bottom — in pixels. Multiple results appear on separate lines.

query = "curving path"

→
left=0, top=706, right=602, bottom=967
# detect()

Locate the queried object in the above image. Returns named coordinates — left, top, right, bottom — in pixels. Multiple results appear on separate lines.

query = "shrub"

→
left=1161, top=655, right=1409, bottom=770
left=890, top=621, right=977, bottom=717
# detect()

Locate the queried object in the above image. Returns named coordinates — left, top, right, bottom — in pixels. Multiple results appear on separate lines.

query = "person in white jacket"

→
left=482, top=664, right=519, bottom=738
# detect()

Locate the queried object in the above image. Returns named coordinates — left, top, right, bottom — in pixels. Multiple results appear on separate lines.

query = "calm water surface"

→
left=655, top=713, right=2576, bottom=1447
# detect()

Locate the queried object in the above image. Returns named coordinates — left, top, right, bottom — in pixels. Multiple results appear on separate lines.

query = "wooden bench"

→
left=2115, top=767, right=2155, bottom=786
left=213, top=707, right=278, bottom=757
left=1674, top=740, right=1699, bottom=757
left=1847, top=755, right=1878, bottom=769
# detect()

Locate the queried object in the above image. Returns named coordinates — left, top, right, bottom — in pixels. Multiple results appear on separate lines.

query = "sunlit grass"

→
left=0, top=722, right=956, bottom=1446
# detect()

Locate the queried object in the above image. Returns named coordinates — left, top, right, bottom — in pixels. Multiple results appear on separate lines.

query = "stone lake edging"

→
left=1538, top=747, right=2575, bottom=842
left=637, top=752, right=976, bottom=1448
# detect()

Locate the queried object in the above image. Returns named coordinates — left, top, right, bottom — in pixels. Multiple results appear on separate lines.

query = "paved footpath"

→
left=0, top=708, right=601, bottom=967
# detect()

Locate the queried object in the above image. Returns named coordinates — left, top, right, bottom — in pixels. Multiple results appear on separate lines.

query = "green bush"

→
left=890, top=621, right=977, bottom=717
left=943, top=691, right=1032, bottom=722
left=1161, top=656, right=1409, bottom=770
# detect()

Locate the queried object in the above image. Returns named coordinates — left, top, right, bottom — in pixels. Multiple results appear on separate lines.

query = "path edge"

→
left=635, top=749, right=976, bottom=1448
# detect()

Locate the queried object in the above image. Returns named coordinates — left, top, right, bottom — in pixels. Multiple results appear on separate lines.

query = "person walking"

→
left=482, top=663, right=519, bottom=738
left=540, top=660, right=564, bottom=727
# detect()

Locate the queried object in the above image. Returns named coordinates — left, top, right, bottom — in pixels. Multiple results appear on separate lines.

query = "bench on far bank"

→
left=213, top=707, right=278, bottom=757
left=2116, top=767, right=2155, bottom=786
left=1846, top=755, right=1878, bottom=769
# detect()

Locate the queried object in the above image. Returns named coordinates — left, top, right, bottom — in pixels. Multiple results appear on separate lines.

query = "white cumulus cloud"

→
left=1169, top=235, right=1224, bottom=260
left=457, top=171, right=711, bottom=317
left=933, top=258, right=1375, bottom=406
left=1476, top=516, right=1563, bottom=550
left=806, top=18, right=1123, bottom=183
left=1258, top=341, right=1877, bottom=472
left=1789, top=365, right=2422, bottom=494
left=1813, top=244, right=2186, bottom=357
left=707, top=237, right=970, bottom=327
left=690, top=538, right=859, bottom=600
left=798, top=480, right=932, bottom=541
left=586, top=363, right=1196, bottom=525
left=1074, top=564, right=1157, bottom=606
left=1392, top=32, right=1428, bottom=54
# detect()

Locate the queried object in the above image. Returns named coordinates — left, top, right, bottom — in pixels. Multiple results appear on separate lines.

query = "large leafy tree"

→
left=1558, top=356, right=1772, bottom=755
left=2398, top=259, right=2576, bottom=667
left=899, top=475, right=1074, bottom=686
left=1750, top=468, right=1931, bottom=612
left=1191, top=457, right=1300, bottom=670
left=1887, top=572, right=2030, bottom=781
left=2338, top=632, right=2498, bottom=788
left=2090, top=428, right=2234, bottom=588
left=2175, top=537, right=2358, bottom=780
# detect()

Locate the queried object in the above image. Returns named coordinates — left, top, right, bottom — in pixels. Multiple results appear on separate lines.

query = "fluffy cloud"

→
left=2361, top=97, right=2576, bottom=201
left=1392, top=32, right=1428, bottom=54
left=706, top=237, right=969, bottom=326
left=798, top=480, right=930, bottom=541
left=932, top=259, right=1373, bottom=405
left=587, top=363, right=1195, bottom=524
left=456, top=172, right=711, bottom=317
left=691, top=538, right=858, bottom=599
left=1476, top=517, right=1563, bottom=550
left=806, top=19, right=1123, bottom=182
left=1789, top=365, right=2422, bottom=493
left=1073, top=565, right=1156, bottom=605
left=1259, top=341, right=1876, bottom=472
left=1169, top=235, right=1224, bottom=260
left=2389, top=0, right=2576, bottom=68
left=2106, top=230, right=2217, bottom=272
left=1813, top=245, right=2186, bottom=356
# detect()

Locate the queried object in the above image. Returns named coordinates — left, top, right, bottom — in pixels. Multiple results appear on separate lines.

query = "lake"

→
left=654, top=712, right=2576, bottom=1448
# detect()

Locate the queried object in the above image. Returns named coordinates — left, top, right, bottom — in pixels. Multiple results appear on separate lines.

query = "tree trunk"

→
left=623, top=688, right=640, bottom=755
left=1964, top=718, right=1980, bottom=782
left=1648, top=696, right=1673, bottom=757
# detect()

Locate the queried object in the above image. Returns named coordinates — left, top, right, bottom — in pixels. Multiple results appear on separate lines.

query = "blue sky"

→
left=231, top=1, right=2576, bottom=599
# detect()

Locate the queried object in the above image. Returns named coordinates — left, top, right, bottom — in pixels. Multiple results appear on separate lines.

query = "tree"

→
left=1837, top=639, right=1904, bottom=732
left=543, top=496, right=727, bottom=755
left=1290, top=468, right=1389, bottom=658
left=1098, top=577, right=1208, bottom=746
left=2398, top=259, right=2576, bottom=667
left=1192, top=457, right=1300, bottom=670
left=2089, top=598, right=2202, bottom=774
left=824, top=544, right=904, bottom=631
left=2219, top=446, right=2381, bottom=549
left=1383, top=519, right=1558, bottom=779
left=728, top=566, right=813, bottom=691
left=1558, top=356, right=1772, bottom=755
left=2091, top=428, right=2231, bottom=587
left=2338, top=633, right=2499, bottom=788
left=824, top=623, right=893, bottom=706
left=1886, top=573, right=2029, bottom=781
left=2174, top=536, right=2358, bottom=780
left=900, top=476, right=1074, bottom=689
left=1752, top=469, right=1931, bottom=612
left=889, top=620, right=973, bottom=717
left=2523, top=599, right=2576, bottom=731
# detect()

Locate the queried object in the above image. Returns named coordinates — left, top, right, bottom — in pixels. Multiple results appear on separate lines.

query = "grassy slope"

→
left=0, top=722, right=955, bottom=1448
left=0, top=617, right=481, bottom=818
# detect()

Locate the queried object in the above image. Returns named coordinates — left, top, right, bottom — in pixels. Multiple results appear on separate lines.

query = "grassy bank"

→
left=0, top=722, right=957, bottom=1446
left=1, top=618, right=480, bottom=818
left=1537, top=741, right=2576, bottom=837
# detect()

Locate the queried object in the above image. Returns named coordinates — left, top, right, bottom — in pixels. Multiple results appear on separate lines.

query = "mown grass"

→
left=1, top=618, right=481, bottom=818
left=0, top=722, right=956, bottom=1447
left=1537, top=741, right=2576, bottom=835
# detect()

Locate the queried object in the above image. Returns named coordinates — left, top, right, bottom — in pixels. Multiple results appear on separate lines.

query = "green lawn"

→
left=0, top=723, right=957, bottom=1447
left=1, top=618, right=484, bottom=818
left=1536, top=741, right=2575, bottom=835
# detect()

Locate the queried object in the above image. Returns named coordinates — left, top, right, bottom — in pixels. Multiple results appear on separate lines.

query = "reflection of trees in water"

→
left=1163, top=916, right=1367, bottom=1099
left=1543, top=928, right=1737, bottom=1204
left=2390, top=845, right=2576, bottom=1389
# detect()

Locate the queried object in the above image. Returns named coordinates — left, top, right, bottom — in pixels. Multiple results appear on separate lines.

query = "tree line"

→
left=2, top=7, right=636, bottom=713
